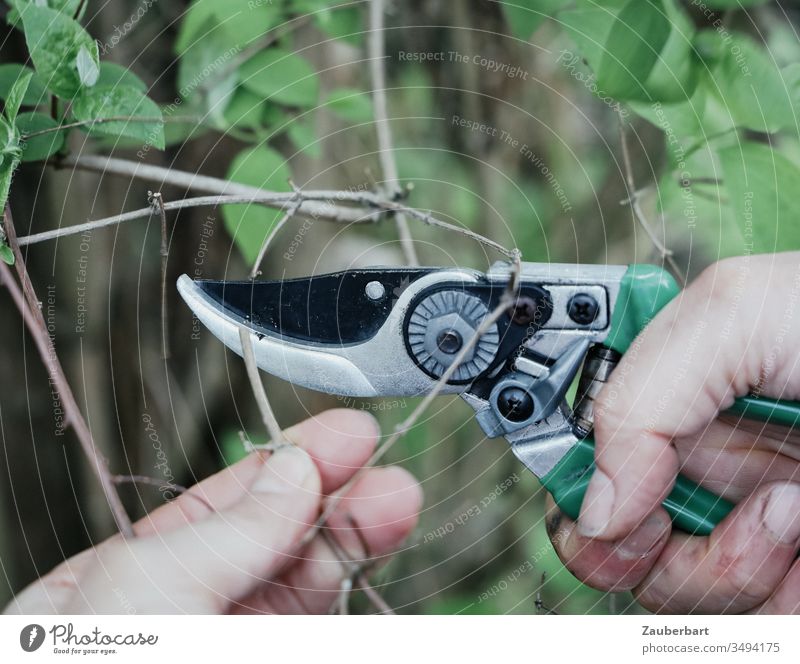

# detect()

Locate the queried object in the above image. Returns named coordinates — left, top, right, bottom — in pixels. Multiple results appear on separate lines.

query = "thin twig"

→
left=17, top=190, right=518, bottom=260
left=150, top=192, right=170, bottom=359
left=1, top=206, right=135, bottom=538
left=58, top=154, right=371, bottom=225
left=249, top=182, right=303, bottom=279
left=617, top=117, right=685, bottom=285
left=238, top=326, right=288, bottom=446
left=368, top=0, right=418, bottom=265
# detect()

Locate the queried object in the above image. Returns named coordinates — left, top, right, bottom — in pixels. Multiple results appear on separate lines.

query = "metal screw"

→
left=365, top=281, right=386, bottom=301
left=497, top=386, right=534, bottom=422
left=567, top=293, right=599, bottom=325
left=511, top=296, right=540, bottom=325
left=436, top=329, right=463, bottom=354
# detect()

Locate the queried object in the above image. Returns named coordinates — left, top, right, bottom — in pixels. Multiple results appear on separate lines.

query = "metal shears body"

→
left=178, top=262, right=800, bottom=535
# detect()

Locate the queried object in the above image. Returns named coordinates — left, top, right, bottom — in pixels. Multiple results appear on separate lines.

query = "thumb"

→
left=71, top=445, right=322, bottom=613
left=579, top=254, right=800, bottom=540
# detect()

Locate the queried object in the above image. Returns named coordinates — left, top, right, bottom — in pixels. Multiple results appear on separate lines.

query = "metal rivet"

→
left=567, top=293, right=599, bottom=325
left=365, top=281, right=386, bottom=301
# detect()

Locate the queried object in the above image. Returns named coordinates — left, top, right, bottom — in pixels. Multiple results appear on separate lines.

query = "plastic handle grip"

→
left=541, top=264, right=800, bottom=536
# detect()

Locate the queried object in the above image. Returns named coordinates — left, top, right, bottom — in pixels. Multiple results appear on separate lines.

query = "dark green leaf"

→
left=22, top=6, right=99, bottom=99
left=596, top=0, right=671, bottom=100
left=72, top=85, right=165, bottom=149
left=239, top=50, right=319, bottom=107
left=719, top=142, right=800, bottom=252
left=324, top=88, right=373, bottom=123
left=0, top=65, right=48, bottom=106
left=5, top=71, right=32, bottom=123
left=702, top=0, right=769, bottom=6
left=96, top=62, right=148, bottom=93
left=222, top=145, right=291, bottom=265
left=501, top=0, right=566, bottom=39
left=16, top=112, right=66, bottom=161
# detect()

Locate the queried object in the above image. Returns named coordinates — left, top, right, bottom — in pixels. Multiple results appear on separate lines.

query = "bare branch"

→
left=617, top=117, right=685, bottom=285
left=1, top=205, right=135, bottom=538
left=249, top=183, right=303, bottom=279
left=238, top=326, right=288, bottom=447
left=369, top=0, right=418, bottom=265
left=150, top=192, right=170, bottom=359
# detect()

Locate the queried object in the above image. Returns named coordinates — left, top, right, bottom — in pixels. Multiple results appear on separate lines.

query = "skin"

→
left=548, top=253, right=800, bottom=613
left=3, top=409, right=422, bottom=614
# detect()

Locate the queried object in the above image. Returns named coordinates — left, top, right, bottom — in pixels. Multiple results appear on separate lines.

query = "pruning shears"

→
left=177, top=262, right=800, bottom=535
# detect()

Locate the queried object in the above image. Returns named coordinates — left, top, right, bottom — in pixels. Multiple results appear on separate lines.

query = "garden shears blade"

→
left=177, top=262, right=800, bottom=536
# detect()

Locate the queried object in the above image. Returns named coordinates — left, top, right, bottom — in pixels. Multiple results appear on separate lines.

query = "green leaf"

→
left=76, top=45, right=100, bottom=87
left=5, top=71, right=32, bottom=123
left=22, top=6, right=100, bottom=99
left=313, top=6, right=363, bottom=45
left=596, top=0, right=671, bottom=100
left=719, top=142, right=800, bottom=253
left=96, top=62, right=148, bottom=93
left=324, top=88, right=373, bottom=123
left=72, top=85, right=165, bottom=149
left=702, top=0, right=769, bottom=6
left=7, top=0, right=86, bottom=26
left=239, top=50, right=319, bottom=107
left=287, top=120, right=321, bottom=158
left=0, top=65, right=48, bottom=106
left=176, top=0, right=284, bottom=54
left=222, top=87, right=265, bottom=129
left=176, top=17, right=238, bottom=105
left=0, top=242, right=14, bottom=265
left=501, top=0, right=566, bottom=39
left=559, top=6, right=617, bottom=73
left=16, top=112, right=66, bottom=161
left=222, top=145, right=291, bottom=265
left=698, top=31, right=795, bottom=134
left=0, top=116, right=21, bottom=217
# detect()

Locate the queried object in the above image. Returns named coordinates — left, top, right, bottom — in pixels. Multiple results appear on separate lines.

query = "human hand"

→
left=4, top=409, right=421, bottom=614
left=547, top=253, right=800, bottom=613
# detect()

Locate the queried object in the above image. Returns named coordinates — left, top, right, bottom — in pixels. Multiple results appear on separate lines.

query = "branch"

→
left=1, top=205, right=135, bottom=538
left=249, top=182, right=303, bottom=279
left=151, top=192, right=170, bottom=359
left=368, top=0, right=418, bottom=266
left=58, top=154, right=373, bottom=225
left=238, top=326, right=288, bottom=447
left=617, top=117, right=685, bottom=285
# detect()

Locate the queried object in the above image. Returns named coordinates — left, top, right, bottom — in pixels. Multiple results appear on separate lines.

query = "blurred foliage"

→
left=0, top=0, right=798, bottom=615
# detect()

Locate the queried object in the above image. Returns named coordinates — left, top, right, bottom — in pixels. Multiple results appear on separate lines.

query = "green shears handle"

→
left=540, top=264, right=800, bottom=536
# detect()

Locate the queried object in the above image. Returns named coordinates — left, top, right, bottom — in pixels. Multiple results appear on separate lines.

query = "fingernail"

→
left=616, top=513, right=669, bottom=560
left=578, top=468, right=615, bottom=537
left=762, top=483, right=800, bottom=544
left=251, top=446, right=315, bottom=493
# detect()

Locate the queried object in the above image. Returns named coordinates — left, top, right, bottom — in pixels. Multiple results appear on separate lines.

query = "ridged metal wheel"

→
left=407, top=290, right=500, bottom=381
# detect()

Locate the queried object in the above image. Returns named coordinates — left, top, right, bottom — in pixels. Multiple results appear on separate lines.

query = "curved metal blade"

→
left=177, top=268, right=481, bottom=397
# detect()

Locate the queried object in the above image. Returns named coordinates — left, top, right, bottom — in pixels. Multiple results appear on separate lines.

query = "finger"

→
left=581, top=255, right=800, bottom=540
left=232, top=466, right=422, bottom=614
left=634, top=481, right=800, bottom=614
left=67, top=445, right=322, bottom=613
left=749, top=558, right=800, bottom=614
left=545, top=494, right=671, bottom=591
left=137, top=408, right=379, bottom=535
